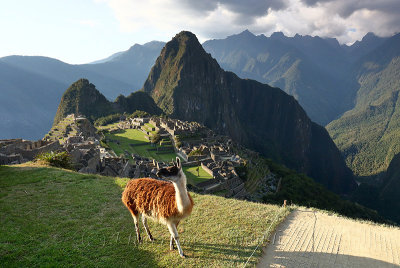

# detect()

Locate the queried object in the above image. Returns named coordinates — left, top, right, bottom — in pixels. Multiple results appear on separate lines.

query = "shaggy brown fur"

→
left=121, top=178, right=194, bottom=220
left=122, top=157, right=193, bottom=257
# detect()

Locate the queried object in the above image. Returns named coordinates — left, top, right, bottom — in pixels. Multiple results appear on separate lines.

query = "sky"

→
left=1, top=0, right=399, bottom=64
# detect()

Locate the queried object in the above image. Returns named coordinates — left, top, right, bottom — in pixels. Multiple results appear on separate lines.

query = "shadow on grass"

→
left=139, top=237, right=260, bottom=266
left=188, top=241, right=258, bottom=264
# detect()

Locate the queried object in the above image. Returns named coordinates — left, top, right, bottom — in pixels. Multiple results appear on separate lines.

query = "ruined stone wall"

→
left=17, top=141, right=61, bottom=160
left=0, top=139, right=30, bottom=155
left=201, top=162, right=214, bottom=177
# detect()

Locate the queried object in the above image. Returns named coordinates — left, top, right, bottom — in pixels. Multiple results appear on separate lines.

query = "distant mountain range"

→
left=2, top=30, right=400, bottom=180
left=0, top=41, right=164, bottom=140
left=0, top=30, right=390, bottom=141
left=203, top=30, right=388, bottom=125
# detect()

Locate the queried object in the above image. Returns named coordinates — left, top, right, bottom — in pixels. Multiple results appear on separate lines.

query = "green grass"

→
left=0, top=165, right=289, bottom=267
left=105, top=129, right=177, bottom=162
left=143, top=123, right=157, bottom=135
left=98, top=122, right=120, bottom=130
left=183, top=166, right=213, bottom=186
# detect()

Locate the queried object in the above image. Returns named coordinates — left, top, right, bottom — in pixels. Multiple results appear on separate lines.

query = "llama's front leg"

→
left=142, top=216, right=154, bottom=241
left=167, top=222, right=185, bottom=258
left=170, top=220, right=180, bottom=250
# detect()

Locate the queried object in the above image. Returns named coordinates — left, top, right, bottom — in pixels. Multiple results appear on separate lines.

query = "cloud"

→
left=78, top=19, right=99, bottom=27
left=300, top=0, right=400, bottom=18
left=97, top=0, right=400, bottom=44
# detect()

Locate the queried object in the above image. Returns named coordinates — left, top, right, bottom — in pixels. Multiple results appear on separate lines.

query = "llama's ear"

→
left=176, top=157, right=181, bottom=169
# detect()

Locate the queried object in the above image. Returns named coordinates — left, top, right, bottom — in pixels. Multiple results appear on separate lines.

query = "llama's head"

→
left=157, top=157, right=183, bottom=182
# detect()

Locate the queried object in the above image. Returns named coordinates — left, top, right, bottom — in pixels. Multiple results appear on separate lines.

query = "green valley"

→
left=327, top=35, right=400, bottom=176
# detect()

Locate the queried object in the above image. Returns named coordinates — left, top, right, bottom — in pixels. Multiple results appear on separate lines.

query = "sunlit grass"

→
left=183, top=165, right=213, bottom=185
left=0, top=165, right=289, bottom=267
left=105, top=129, right=177, bottom=162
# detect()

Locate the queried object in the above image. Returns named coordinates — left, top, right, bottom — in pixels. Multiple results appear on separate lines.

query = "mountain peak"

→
left=239, top=29, right=255, bottom=36
left=53, top=78, right=113, bottom=125
left=173, top=31, right=199, bottom=42
left=142, top=31, right=356, bottom=194
left=362, top=32, right=377, bottom=41
left=270, top=31, right=286, bottom=39
left=162, top=30, right=203, bottom=57
left=226, top=29, right=256, bottom=40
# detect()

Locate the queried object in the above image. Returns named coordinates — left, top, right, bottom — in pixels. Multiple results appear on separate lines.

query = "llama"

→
left=121, top=157, right=194, bottom=258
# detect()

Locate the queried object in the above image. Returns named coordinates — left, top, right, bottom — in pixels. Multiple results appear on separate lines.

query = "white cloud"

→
left=78, top=19, right=99, bottom=27
left=97, top=0, right=400, bottom=44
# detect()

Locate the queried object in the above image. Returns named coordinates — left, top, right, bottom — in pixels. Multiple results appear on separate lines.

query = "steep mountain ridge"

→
left=53, top=78, right=161, bottom=125
left=344, top=32, right=389, bottom=61
left=143, top=31, right=356, bottom=194
left=203, top=31, right=356, bottom=125
left=327, top=34, right=400, bottom=175
left=380, top=152, right=400, bottom=224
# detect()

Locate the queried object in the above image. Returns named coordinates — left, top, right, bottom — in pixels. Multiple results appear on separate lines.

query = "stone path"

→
left=258, top=209, right=400, bottom=267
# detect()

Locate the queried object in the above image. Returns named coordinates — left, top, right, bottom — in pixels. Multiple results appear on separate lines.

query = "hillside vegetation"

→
left=352, top=151, right=400, bottom=224
left=260, top=159, right=386, bottom=223
left=53, top=79, right=162, bottom=126
left=0, top=165, right=289, bottom=267
left=327, top=35, right=400, bottom=176
left=238, top=149, right=386, bottom=223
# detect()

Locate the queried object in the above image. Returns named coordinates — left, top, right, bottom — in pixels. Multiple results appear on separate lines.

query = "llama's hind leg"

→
left=169, top=235, right=175, bottom=250
left=129, top=210, right=141, bottom=243
left=167, top=222, right=185, bottom=258
left=142, top=216, right=154, bottom=241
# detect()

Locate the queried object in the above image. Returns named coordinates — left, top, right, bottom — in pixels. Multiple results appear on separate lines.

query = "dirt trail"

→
left=258, top=209, right=400, bottom=268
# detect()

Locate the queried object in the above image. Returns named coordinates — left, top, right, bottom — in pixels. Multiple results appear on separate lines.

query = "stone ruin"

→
left=0, top=139, right=61, bottom=165
left=2, top=114, right=276, bottom=201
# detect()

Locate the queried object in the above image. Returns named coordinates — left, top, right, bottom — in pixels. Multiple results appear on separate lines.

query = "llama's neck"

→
left=172, top=170, right=190, bottom=213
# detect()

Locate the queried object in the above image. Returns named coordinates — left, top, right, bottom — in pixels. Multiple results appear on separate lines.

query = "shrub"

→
left=150, top=132, right=161, bottom=144
left=35, top=151, right=73, bottom=170
left=129, top=110, right=150, bottom=118
left=94, top=113, right=122, bottom=126
left=188, top=148, right=203, bottom=156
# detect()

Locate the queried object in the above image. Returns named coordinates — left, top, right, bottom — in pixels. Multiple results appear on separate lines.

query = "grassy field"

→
left=105, top=129, right=177, bottom=162
left=183, top=165, right=213, bottom=185
left=0, top=164, right=289, bottom=267
left=97, top=122, right=120, bottom=130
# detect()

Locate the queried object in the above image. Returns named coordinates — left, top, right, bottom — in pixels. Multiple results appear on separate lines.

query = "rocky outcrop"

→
left=53, top=79, right=161, bottom=127
left=142, top=31, right=356, bottom=194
